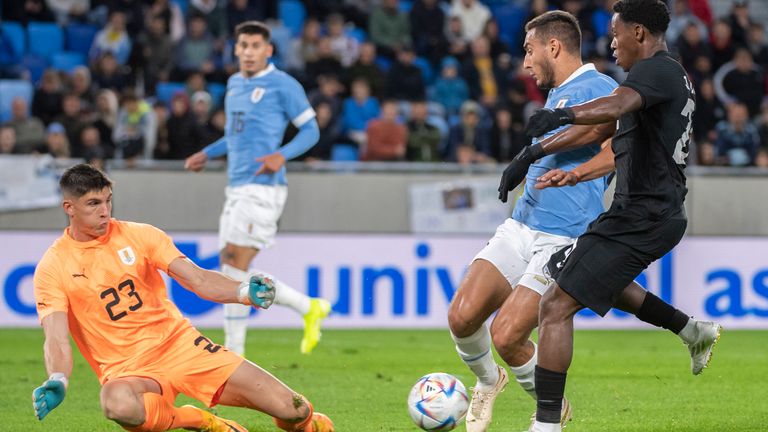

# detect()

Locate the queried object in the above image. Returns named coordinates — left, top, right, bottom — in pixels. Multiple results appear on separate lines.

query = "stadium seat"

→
left=21, top=54, right=48, bottom=85
left=51, top=51, right=86, bottom=73
left=346, top=27, right=367, bottom=43
left=207, top=82, right=226, bottom=109
left=375, top=55, right=392, bottom=72
left=156, top=81, right=186, bottom=106
left=27, top=22, right=64, bottom=61
left=491, top=4, right=526, bottom=46
left=65, top=23, right=98, bottom=57
left=0, top=80, right=34, bottom=122
left=414, top=56, right=434, bottom=84
left=278, top=0, right=306, bottom=36
left=270, top=24, right=293, bottom=68
left=331, top=144, right=359, bottom=161
left=1, top=22, right=26, bottom=64
left=399, top=0, right=413, bottom=12
left=172, top=0, right=189, bottom=16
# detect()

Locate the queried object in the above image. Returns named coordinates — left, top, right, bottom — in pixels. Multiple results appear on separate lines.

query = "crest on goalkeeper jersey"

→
left=118, top=246, right=136, bottom=265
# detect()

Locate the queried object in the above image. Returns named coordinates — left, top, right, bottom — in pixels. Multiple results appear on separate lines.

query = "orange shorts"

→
left=108, top=326, right=244, bottom=407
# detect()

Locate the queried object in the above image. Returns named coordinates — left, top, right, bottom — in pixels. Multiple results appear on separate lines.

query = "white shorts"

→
left=473, top=218, right=576, bottom=296
left=218, top=184, right=288, bottom=251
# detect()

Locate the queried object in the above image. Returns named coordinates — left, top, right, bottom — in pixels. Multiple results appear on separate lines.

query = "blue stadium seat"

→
left=156, top=81, right=186, bottom=106
left=331, top=144, right=359, bottom=161
left=22, top=54, right=48, bottom=85
left=346, top=27, right=367, bottom=43
left=399, top=0, right=413, bottom=12
left=27, top=22, right=64, bottom=61
left=269, top=24, right=293, bottom=68
left=207, top=82, right=226, bottom=109
left=491, top=4, right=526, bottom=46
left=414, top=56, right=434, bottom=84
left=278, top=0, right=306, bottom=36
left=51, top=51, right=86, bottom=73
left=0, top=80, right=34, bottom=122
left=65, top=23, right=98, bottom=57
left=172, top=0, right=189, bottom=16
left=1, top=22, right=26, bottom=63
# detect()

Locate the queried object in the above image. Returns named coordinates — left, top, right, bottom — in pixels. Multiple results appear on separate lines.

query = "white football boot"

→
left=465, top=365, right=509, bottom=432
left=685, top=321, right=722, bottom=375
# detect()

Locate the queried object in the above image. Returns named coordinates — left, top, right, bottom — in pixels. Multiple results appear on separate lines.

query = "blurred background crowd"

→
left=1, top=0, right=767, bottom=168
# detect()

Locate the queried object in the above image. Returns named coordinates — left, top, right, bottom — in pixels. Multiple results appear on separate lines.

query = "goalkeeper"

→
left=32, top=163, right=333, bottom=432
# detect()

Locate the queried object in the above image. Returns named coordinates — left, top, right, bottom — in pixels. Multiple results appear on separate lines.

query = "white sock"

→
left=451, top=324, right=500, bottom=391
left=531, top=420, right=561, bottom=432
left=678, top=318, right=698, bottom=344
left=509, top=340, right=538, bottom=400
left=259, top=269, right=311, bottom=315
left=222, top=264, right=251, bottom=356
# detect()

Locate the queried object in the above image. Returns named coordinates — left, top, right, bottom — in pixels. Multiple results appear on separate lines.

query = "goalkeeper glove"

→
left=237, top=274, right=276, bottom=309
left=33, top=373, right=67, bottom=420
left=498, top=143, right=545, bottom=203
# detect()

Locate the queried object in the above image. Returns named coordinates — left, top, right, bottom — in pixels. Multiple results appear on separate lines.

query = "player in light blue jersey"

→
left=447, top=12, right=620, bottom=431
left=184, top=21, right=331, bottom=357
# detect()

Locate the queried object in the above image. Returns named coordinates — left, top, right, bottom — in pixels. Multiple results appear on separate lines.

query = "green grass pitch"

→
left=2, top=328, right=767, bottom=431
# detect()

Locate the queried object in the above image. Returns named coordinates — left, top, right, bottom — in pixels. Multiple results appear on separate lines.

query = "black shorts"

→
left=547, top=210, right=687, bottom=316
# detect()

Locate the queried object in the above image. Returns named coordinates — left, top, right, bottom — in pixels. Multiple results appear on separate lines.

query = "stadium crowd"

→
left=1, top=0, right=767, bottom=167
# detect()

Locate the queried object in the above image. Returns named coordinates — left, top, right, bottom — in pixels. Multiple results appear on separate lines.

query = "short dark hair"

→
left=60, top=163, right=113, bottom=198
left=613, top=0, right=670, bottom=36
left=235, top=21, right=271, bottom=41
left=524, top=11, right=582, bottom=55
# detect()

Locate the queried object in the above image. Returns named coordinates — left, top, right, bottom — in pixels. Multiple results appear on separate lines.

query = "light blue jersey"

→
left=202, top=64, right=318, bottom=186
left=512, top=64, right=618, bottom=238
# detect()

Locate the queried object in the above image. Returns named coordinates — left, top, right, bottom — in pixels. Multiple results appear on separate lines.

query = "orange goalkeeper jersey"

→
left=34, top=219, right=192, bottom=383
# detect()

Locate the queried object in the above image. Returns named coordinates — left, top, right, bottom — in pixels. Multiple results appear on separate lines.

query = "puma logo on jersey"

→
left=72, top=273, right=88, bottom=279
left=118, top=246, right=136, bottom=265
left=556, top=99, right=569, bottom=108
left=251, top=87, right=265, bottom=103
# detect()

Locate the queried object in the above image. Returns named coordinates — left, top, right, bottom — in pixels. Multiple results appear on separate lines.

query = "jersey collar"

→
left=558, top=63, right=597, bottom=88
left=248, top=63, right=275, bottom=79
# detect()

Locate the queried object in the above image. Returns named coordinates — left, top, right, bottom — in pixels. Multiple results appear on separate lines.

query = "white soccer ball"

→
left=407, top=372, right=469, bottom=431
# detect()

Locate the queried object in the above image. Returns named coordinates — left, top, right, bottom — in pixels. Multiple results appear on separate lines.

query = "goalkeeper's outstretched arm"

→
left=34, top=312, right=72, bottom=420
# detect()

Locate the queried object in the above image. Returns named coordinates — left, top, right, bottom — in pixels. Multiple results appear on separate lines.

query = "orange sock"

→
left=121, top=393, right=204, bottom=432
left=274, top=400, right=315, bottom=432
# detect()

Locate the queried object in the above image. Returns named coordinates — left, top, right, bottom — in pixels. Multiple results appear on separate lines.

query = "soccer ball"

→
left=407, top=372, right=469, bottom=431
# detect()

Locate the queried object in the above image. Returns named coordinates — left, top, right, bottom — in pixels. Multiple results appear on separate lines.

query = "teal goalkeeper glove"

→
left=33, top=373, right=67, bottom=420
left=238, top=274, right=276, bottom=309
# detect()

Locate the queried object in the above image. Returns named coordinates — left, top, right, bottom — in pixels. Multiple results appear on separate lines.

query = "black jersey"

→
left=611, top=51, right=695, bottom=221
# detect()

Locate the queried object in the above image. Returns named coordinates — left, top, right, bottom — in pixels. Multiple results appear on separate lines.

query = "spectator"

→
left=714, top=48, right=765, bottom=117
left=482, top=18, right=511, bottom=60
left=710, top=19, right=737, bottom=72
left=138, top=14, right=174, bottom=95
left=369, top=0, right=411, bottom=59
left=80, top=124, right=107, bottom=159
left=327, top=13, right=360, bottom=68
left=676, top=21, right=712, bottom=76
left=0, top=126, right=17, bottom=154
left=92, top=53, right=129, bottom=92
left=728, top=0, right=756, bottom=47
left=189, top=0, right=228, bottom=40
left=43, top=122, right=70, bottom=158
left=341, top=78, right=380, bottom=147
left=449, top=0, right=491, bottom=42
left=444, top=100, right=492, bottom=164
left=385, top=45, right=425, bottom=101
left=410, top=0, right=448, bottom=66
left=226, top=0, right=264, bottom=36
left=111, top=0, right=145, bottom=35
left=667, top=0, right=709, bottom=45
left=364, top=100, right=408, bottom=161
left=756, top=148, right=768, bottom=168
left=191, top=91, right=212, bottom=126
left=346, top=42, right=387, bottom=99
left=3, top=0, right=54, bottom=24
left=747, top=23, right=768, bottom=69
left=56, top=93, right=86, bottom=157
left=490, top=106, right=527, bottom=163
left=693, top=78, right=725, bottom=144
left=173, top=13, right=217, bottom=81
left=146, top=0, right=186, bottom=43
left=45, top=0, right=88, bottom=25
left=4, top=97, right=46, bottom=154
left=32, top=70, right=64, bottom=125
left=92, top=89, right=118, bottom=151
left=406, top=100, right=442, bottom=162
left=300, top=101, right=339, bottom=161
left=305, top=37, right=344, bottom=89
left=430, top=56, right=469, bottom=117
left=151, top=100, right=170, bottom=159
left=113, top=92, right=150, bottom=160
left=69, top=66, right=95, bottom=113
left=462, top=36, right=499, bottom=105
left=90, top=10, right=133, bottom=66
left=697, top=140, right=717, bottom=166
left=757, top=103, right=768, bottom=150
left=308, top=74, right=344, bottom=129
left=164, top=92, right=200, bottom=159
left=287, top=17, right=322, bottom=74
left=715, top=103, right=761, bottom=166
left=445, top=15, right=469, bottom=63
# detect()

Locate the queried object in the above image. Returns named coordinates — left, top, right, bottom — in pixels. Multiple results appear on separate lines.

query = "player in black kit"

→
left=522, top=1, right=722, bottom=431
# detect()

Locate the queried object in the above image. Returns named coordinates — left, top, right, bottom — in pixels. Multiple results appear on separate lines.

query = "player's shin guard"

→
left=509, top=341, right=537, bottom=399
left=265, top=270, right=311, bottom=315
left=451, top=324, right=500, bottom=390
left=122, top=393, right=203, bottom=432
left=222, top=264, right=251, bottom=356
left=274, top=398, right=314, bottom=432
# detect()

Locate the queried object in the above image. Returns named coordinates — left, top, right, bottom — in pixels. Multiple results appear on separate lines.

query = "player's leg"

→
left=216, top=360, right=334, bottom=431
left=615, top=281, right=722, bottom=374
left=100, top=376, right=225, bottom=431
left=220, top=242, right=259, bottom=356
